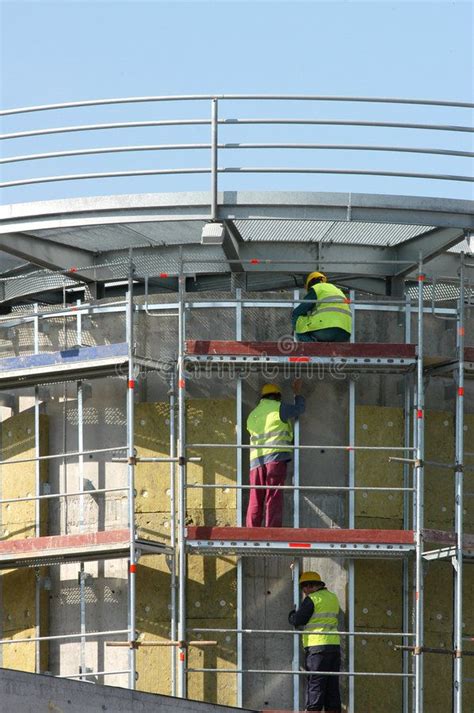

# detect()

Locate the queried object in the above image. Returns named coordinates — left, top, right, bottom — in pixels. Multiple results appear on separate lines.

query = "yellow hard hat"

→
left=261, top=383, right=282, bottom=397
left=299, top=571, right=322, bottom=585
left=305, top=271, right=328, bottom=290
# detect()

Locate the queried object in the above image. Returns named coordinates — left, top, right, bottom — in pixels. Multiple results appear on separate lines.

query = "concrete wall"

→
left=0, top=290, right=472, bottom=712
left=0, top=667, right=256, bottom=713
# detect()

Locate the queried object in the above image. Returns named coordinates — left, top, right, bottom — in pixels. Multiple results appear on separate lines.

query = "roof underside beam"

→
left=0, top=231, right=96, bottom=283
left=393, top=227, right=466, bottom=277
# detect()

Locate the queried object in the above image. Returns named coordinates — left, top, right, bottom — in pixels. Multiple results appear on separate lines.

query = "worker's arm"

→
left=288, top=595, right=314, bottom=627
left=291, top=290, right=317, bottom=329
left=280, top=379, right=305, bottom=421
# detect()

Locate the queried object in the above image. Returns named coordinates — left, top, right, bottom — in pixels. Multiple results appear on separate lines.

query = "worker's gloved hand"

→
left=288, top=609, right=296, bottom=625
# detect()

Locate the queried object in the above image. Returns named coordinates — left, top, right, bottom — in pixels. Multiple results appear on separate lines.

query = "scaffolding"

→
left=0, top=91, right=473, bottom=712
left=0, top=252, right=471, bottom=711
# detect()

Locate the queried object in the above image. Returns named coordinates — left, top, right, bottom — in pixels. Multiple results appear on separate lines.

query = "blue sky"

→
left=0, top=0, right=473, bottom=204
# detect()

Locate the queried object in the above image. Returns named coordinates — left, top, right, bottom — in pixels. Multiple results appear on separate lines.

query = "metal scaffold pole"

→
left=453, top=253, right=465, bottom=713
left=348, top=289, right=356, bottom=713
left=414, top=258, right=425, bottom=713
left=292, top=288, right=301, bottom=713
left=402, top=293, right=412, bottom=713
left=126, top=258, right=137, bottom=689
left=33, top=303, right=41, bottom=674
left=177, top=259, right=187, bottom=698
left=235, top=286, right=244, bottom=708
left=169, top=373, right=178, bottom=697
left=77, top=299, right=87, bottom=680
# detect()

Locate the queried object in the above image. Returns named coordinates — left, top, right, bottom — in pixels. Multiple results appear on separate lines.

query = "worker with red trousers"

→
left=246, top=379, right=305, bottom=527
left=289, top=571, right=342, bottom=712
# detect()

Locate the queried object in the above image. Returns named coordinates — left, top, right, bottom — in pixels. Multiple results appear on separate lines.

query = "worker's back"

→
left=303, top=588, right=341, bottom=648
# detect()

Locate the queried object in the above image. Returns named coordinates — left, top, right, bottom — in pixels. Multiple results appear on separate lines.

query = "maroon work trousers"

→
left=245, top=460, right=288, bottom=528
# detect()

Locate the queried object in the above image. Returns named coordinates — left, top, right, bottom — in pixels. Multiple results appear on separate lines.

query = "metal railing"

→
left=1, top=95, right=473, bottom=200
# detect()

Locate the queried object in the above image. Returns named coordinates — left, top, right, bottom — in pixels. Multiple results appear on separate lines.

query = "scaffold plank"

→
left=186, top=340, right=416, bottom=359
left=184, top=340, right=417, bottom=374
left=186, top=526, right=415, bottom=557
left=0, top=529, right=170, bottom=568
left=0, top=343, right=129, bottom=388
left=423, top=528, right=474, bottom=548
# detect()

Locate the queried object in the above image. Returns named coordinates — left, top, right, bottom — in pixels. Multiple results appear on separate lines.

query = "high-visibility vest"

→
left=302, top=589, right=340, bottom=648
left=247, top=399, right=293, bottom=466
left=295, top=282, right=352, bottom=335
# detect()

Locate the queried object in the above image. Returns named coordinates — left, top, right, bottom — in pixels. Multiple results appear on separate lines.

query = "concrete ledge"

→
left=0, top=667, right=257, bottom=713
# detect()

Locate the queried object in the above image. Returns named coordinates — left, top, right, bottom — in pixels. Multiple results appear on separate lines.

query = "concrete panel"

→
left=0, top=666, right=253, bottom=713
left=0, top=411, right=49, bottom=673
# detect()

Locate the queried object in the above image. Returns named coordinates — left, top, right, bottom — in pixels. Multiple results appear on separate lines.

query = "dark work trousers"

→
left=296, top=327, right=350, bottom=343
left=304, top=646, right=341, bottom=712
left=246, top=460, right=288, bottom=527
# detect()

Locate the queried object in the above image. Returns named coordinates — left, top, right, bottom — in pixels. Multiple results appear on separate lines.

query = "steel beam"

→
left=0, top=231, right=95, bottom=282
left=394, top=227, right=465, bottom=276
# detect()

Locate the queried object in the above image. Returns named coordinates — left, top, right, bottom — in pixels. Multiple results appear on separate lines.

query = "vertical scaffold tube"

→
left=402, top=294, right=412, bottom=713
left=169, top=374, right=177, bottom=697
left=453, top=254, right=465, bottom=713
left=211, top=98, right=218, bottom=221
left=235, top=287, right=243, bottom=708
left=348, top=290, right=356, bottom=713
left=77, top=301, right=86, bottom=679
left=126, top=260, right=137, bottom=689
left=292, top=286, right=301, bottom=712
left=177, top=264, right=187, bottom=698
left=414, top=259, right=425, bottom=713
left=34, top=304, right=41, bottom=673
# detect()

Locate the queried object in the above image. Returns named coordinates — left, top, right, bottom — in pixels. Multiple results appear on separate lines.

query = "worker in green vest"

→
left=289, top=571, right=341, bottom=712
left=246, top=380, right=305, bottom=527
left=292, top=271, right=352, bottom=342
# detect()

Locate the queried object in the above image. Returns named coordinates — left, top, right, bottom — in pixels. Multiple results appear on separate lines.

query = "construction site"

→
left=0, top=94, right=472, bottom=713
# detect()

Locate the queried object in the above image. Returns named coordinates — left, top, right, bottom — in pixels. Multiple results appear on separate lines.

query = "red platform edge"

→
left=186, top=526, right=415, bottom=545
left=185, top=340, right=416, bottom=359
left=0, top=528, right=130, bottom=555
left=423, top=529, right=474, bottom=548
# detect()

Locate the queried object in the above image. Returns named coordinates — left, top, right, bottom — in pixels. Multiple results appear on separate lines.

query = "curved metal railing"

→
left=0, top=94, right=473, bottom=201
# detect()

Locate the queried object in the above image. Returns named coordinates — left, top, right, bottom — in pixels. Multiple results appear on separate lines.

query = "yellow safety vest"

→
left=247, top=399, right=293, bottom=467
left=302, top=589, right=340, bottom=648
left=295, top=282, right=352, bottom=335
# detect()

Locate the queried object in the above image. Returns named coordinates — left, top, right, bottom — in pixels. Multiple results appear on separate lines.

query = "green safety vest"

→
left=295, top=282, right=352, bottom=335
left=247, top=398, right=293, bottom=466
left=302, top=588, right=340, bottom=648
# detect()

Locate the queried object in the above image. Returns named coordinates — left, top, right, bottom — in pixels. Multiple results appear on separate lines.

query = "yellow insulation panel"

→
left=135, top=399, right=237, bottom=704
left=0, top=411, right=49, bottom=672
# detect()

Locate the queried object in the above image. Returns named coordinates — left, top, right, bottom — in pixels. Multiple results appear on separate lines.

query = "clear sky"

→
left=0, top=0, right=473, bottom=204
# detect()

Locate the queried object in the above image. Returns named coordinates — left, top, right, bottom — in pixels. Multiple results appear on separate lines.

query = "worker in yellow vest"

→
left=289, top=571, right=341, bottom=712
left=292, top=272, right=352, bottom=342
left=246, top=380, right=305, bottom=527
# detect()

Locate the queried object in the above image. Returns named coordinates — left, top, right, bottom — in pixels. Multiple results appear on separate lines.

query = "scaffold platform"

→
left=185, top=526, right=415, bottom=557
left=184, top=340, right=417, bottom=373
left=424, top=346, right=474, bottom=377
left=0, top=343, right=162, bottom=388
left=0, top=529, right=170, bottom=569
